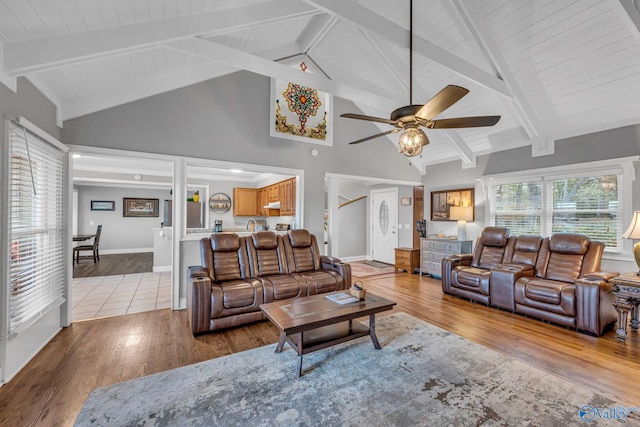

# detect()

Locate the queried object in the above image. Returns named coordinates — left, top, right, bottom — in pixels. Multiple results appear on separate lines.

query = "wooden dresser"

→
left=420, top=237, right=473, bottom=278
left=394, top=247, right=420, bottom=273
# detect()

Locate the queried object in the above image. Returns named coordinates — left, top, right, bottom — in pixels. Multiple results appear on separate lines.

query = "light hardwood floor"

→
left=1, top=272, right=639, bottom=426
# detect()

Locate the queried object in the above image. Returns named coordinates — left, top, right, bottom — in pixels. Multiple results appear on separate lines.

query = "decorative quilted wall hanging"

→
left=270, top=78, right=333, bottom=146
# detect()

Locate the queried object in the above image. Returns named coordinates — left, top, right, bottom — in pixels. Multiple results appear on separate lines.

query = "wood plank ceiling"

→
left=1, top=0, right=640, bottom=172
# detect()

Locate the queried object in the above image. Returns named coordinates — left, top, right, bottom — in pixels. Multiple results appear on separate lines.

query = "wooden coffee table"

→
left=260, top=291, right=396, bottom=377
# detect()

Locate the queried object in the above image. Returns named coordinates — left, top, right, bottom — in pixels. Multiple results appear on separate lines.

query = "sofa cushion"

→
left=288, top=229, right=312, bottom=248
left=259, top=275, right=306, bottom=301
left=548, top=234, right=590, bottom=255
left=252, top=231, right=278, bottom=249
left=545, top=252, right=584, bottom=283
left=219, top=280, right=259, bottom=309
left=511, top=236, right=543, bottom=266
left=515, top=277, right=576, bottom=317
left=471, top=227, right=509, bottom=269
left=481, top=227, right=509, bottom=247
left=295, top=270, right=343, bottom=295
left=210, top=233, right=241, bottom=251
left=213, top=251, right=242, bottom=282
left=452, top=267, right=490, bottom=296
left=249, top=232, right=281, bottom=277
left=477, top=247, right=507, bottom=270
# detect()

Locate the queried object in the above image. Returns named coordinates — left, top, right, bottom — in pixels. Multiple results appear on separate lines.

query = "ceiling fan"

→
left=340, top=0, right=500, bottom=157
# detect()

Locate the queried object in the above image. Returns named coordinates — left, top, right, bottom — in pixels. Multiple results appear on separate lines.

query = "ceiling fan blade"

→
left=340, top=113, right=399, bottom=126
left=430, top=116, right=501, bottom=129
left=349, top=129, right=400, bottom=145
left=415, top=85, right=469, bottom=121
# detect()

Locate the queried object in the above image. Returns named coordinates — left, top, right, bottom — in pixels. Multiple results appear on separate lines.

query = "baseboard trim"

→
left=100, top=248, right=153, bottom=255
left=152, top=266, right=172, bottom=273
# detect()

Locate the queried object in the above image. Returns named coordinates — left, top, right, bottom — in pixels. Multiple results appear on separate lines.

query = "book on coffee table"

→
left=325, top=292, right=359, bottom=305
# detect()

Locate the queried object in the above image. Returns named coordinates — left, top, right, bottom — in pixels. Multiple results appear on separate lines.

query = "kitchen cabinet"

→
left=279, top=178, right=296, bottom=216
left=233, top=178, right=296, bottom=217
left=233, top=188, right=258, bottom=216
left=267, top=185, right=279, bottom=203
left=257, top=188, right=268, bottom=216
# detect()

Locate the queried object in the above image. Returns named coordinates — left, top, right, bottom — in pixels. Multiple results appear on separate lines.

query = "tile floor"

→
left=72, top=272, right=171, bottom=321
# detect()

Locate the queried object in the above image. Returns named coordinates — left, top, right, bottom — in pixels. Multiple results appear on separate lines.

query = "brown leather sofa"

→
left=442, top=228, right=618, bottom=336
left=187, top=229, right=351, bottom=334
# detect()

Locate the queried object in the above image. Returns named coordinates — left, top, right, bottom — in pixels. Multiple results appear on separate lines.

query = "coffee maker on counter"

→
left=213, top=220, right=223, bottom=232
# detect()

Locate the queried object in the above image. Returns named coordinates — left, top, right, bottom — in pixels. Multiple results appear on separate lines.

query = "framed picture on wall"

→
left=430, top=188, right=474, bottom=221
left=91, top=200, right=115, bottom=211
left=123, top=198, right=159, bottom=217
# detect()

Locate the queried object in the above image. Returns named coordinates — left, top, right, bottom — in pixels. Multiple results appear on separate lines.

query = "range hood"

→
left=264, top=201, right=281, bottom=209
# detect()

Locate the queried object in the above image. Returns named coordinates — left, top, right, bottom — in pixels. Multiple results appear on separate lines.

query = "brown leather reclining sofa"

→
left=187, top=229, right=351, bottom=334
left=442, top=227, right=618, bottom=336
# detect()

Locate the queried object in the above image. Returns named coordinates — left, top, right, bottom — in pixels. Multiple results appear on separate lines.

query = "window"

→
left=492, top=181, right=542, bottom=236
left=5, top=119, right=68, bottom=334
left=489, top=170, right=624, bottom=252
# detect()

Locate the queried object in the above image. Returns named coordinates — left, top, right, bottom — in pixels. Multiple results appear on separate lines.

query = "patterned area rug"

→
left=75, top=313, right=638, bottom=426
left=349, top=261, right=396, bottom=277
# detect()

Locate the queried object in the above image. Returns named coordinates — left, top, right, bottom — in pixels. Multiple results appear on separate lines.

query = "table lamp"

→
left=449, top=206, right=473, bottom=241
left=622, top=211, right=640, bottom=275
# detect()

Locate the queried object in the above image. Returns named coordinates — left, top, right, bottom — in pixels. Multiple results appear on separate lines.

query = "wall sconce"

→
left=449, top=206, right=473, bottom=241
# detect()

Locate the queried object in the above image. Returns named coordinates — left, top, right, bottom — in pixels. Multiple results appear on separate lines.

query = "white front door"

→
left=371, top=188, right=398, bottom=264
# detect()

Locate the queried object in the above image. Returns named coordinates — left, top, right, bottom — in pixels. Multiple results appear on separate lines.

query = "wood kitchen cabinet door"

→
left=280, top=178, right=296, bottom=216
left=267, top=185, right=279, bottom=203
left=233, top=188, right=258, bottom=216
left=257, top=188, right=267, bottom=216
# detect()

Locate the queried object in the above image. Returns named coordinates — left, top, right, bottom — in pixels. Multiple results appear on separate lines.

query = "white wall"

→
left=62, top=70, right=422, bottom=243
left=76, top=186, right=169, bottom=252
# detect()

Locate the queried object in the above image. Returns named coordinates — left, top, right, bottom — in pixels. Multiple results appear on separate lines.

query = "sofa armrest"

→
left=448, top=253, right=473, bottom=264
left=584, top=271, right=619, bottom=282
left=187, top=266, right=213, bottom=335
left=441, top=254, right=473, bottom=293
left=489, top=264, right=534, bottom=311
left=575, top=274, right=617, bottom=336
left=320, top=256, right=351, bottom=289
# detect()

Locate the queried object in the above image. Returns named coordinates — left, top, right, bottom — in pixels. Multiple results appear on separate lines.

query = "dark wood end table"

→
left=260, top=292, right=396, bottom=377
left=610, top=272, right=640, bottom=342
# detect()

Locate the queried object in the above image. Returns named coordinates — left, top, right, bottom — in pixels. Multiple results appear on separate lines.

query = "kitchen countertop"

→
left=181, top=228, right=288, bottom=241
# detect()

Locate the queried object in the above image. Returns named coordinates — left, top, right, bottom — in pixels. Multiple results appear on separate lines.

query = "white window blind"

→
left=489, top=173, right=622, bottom=251
left=550, top=176, right=620, bottom=249
left=7, top=120, right=67, bottom=335
left=491, top=181, right=543, bottom=236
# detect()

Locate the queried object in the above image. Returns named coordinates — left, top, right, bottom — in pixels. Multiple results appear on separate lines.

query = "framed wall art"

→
left=430, top=188, right=474, bottom=221
left=123, top=198, right=159, bottom=217
left=91, top=200, right=115, bottom=211
left=270, top=78, right=333, bottom=146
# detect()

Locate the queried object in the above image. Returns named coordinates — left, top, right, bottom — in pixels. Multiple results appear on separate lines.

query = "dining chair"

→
left=74, top=225, right=102, bottom=263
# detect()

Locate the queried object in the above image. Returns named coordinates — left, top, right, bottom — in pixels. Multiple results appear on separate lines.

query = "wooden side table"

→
left=394, top=247, right=419, bottom=273
left=610, top=272, right=640, bottom=342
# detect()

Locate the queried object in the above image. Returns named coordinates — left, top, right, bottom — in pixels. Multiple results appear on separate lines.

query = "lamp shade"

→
left=622, top=211, right=640, bottom=239
left=449, top=206, right=473, bottom=222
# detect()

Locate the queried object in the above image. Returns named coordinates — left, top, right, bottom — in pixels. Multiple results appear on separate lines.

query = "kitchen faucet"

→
left=245, top=218, right=257, bottom=231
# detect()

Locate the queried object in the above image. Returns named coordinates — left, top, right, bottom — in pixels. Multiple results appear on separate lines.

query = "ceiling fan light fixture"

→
left=398, top=127, right=428, bottom=157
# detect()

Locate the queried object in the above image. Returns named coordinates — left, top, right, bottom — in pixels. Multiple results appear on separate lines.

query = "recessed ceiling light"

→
left=230, top=169, right=243, bottom=173
left=134, top=174, right=142, bottom=181
left=72, top=154, right=82, bottom=159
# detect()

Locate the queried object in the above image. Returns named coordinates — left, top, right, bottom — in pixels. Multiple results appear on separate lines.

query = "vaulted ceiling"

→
left=2, top=0, right=640, bottom=172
